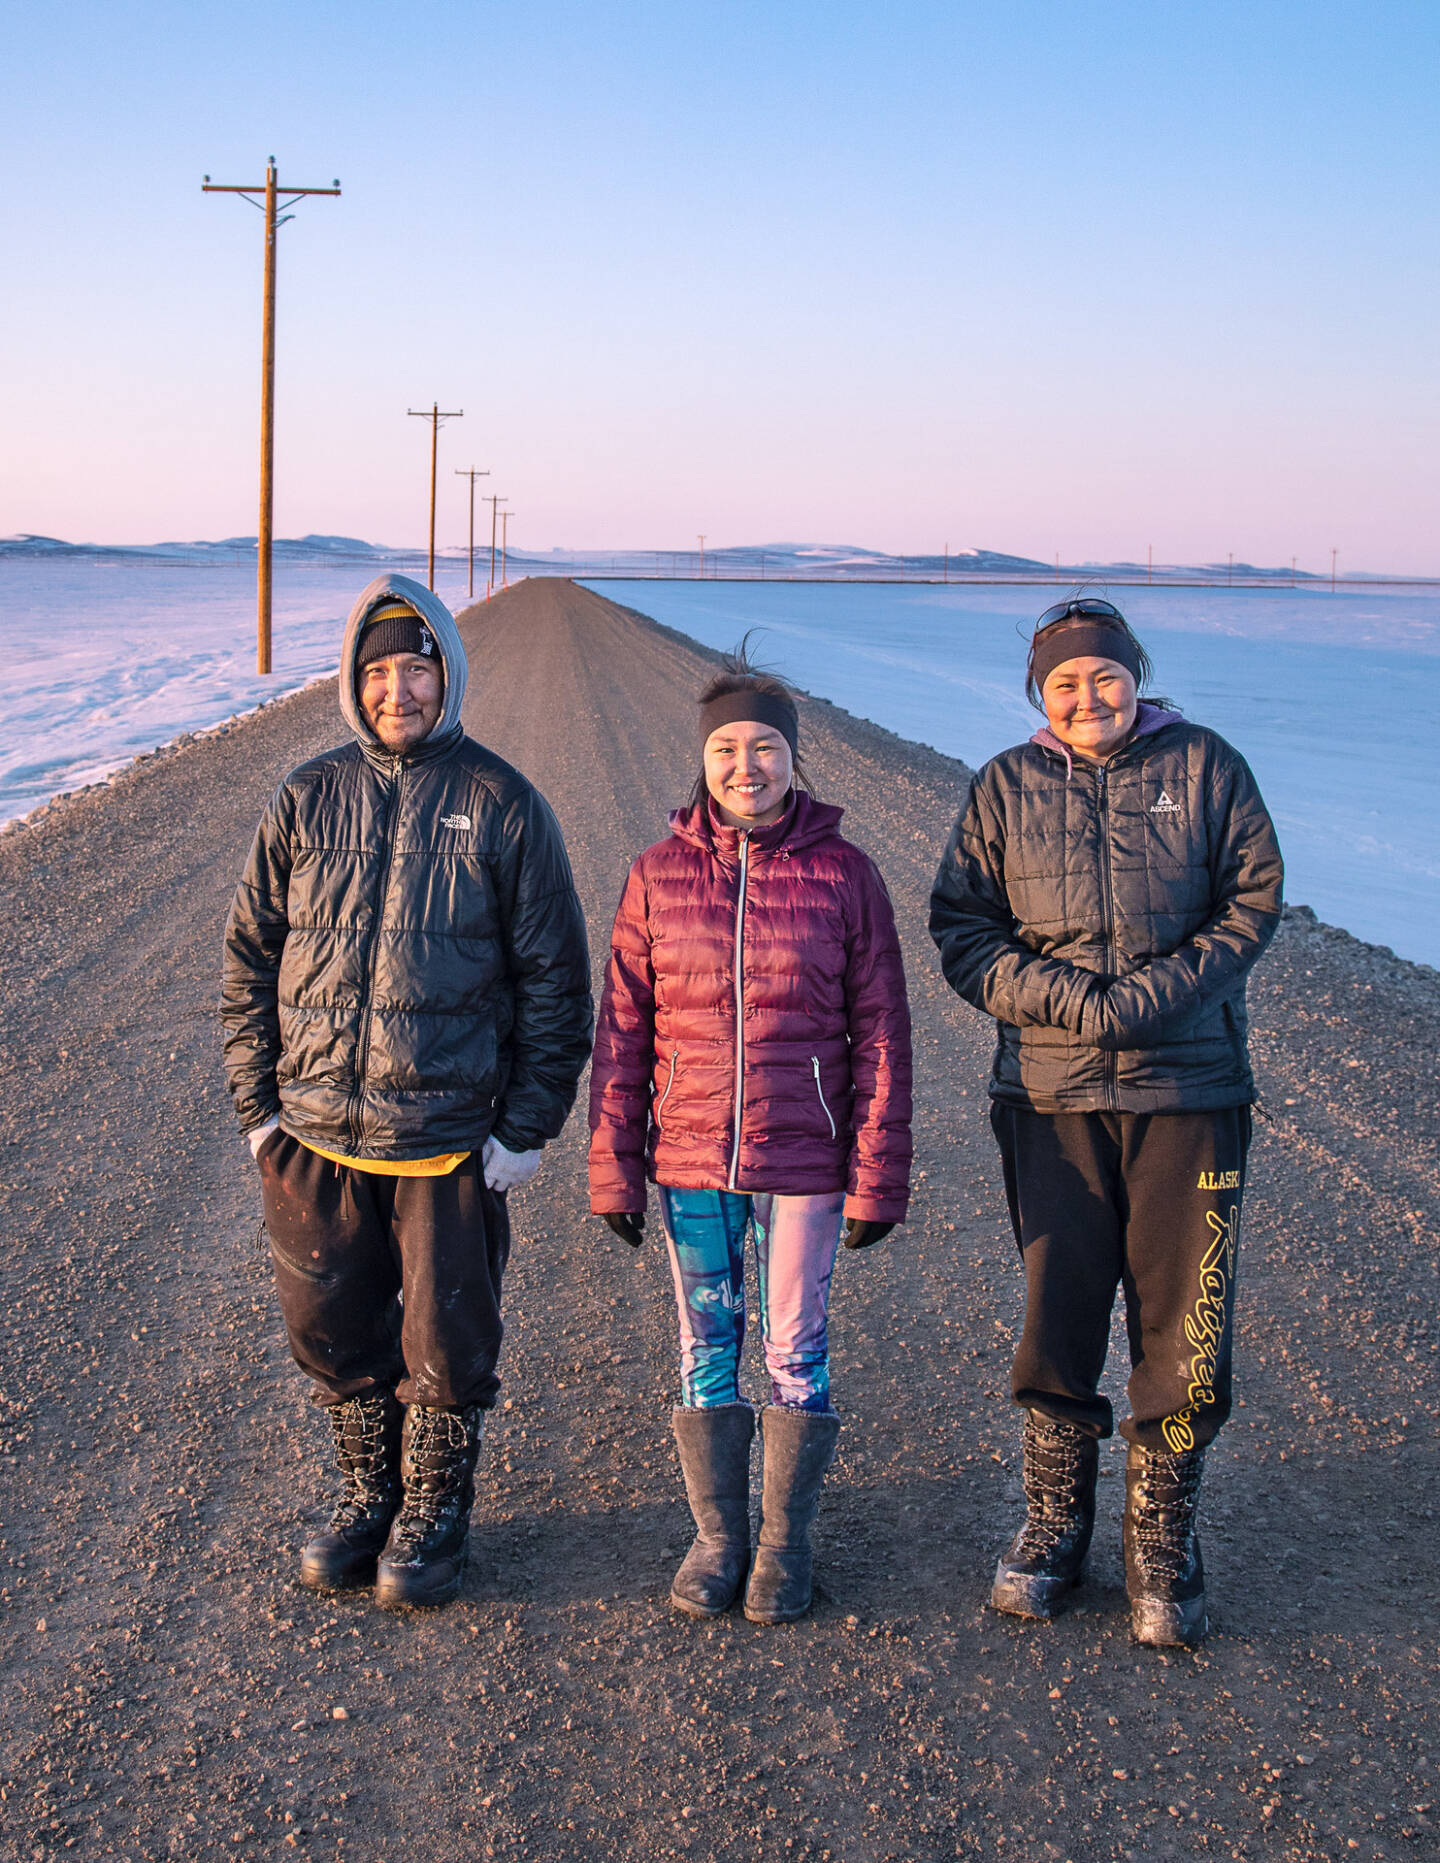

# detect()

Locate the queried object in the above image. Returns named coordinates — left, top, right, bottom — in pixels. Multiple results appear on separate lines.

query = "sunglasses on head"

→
left=1035, top=598, right=1125, bottom=630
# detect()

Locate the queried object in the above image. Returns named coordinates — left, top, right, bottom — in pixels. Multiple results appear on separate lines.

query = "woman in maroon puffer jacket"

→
left=589, top=655, right=912, bottom=1624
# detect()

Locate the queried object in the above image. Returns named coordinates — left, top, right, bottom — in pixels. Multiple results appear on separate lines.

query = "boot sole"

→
left=670, top=1586, right=740, bottom=1620
left=1130, top=1593, right=1207, bottom=1648
left=742, top=1602, right=811, bottom=1624
left=299, top=1560, right=378, bottom=1594
left=374, top=1560, right=467, bottom=1611
left=989, top=1560, right=1081, bottom=1620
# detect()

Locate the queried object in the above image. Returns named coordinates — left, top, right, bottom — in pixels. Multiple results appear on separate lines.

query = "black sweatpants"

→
left=258, top=1133, right=511, bottom=1410
left=990, top=1104, right=1251, bottom=1450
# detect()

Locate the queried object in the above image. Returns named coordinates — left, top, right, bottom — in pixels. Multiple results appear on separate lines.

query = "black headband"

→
left=699, top=689, right=799, bottom=757
left=1031, top=619, right=1142, bottom=693
left=356, top=611, right=439, bottom=670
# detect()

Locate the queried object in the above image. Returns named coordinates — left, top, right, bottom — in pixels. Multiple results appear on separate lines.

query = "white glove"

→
left=248, top=1117, right=281, bottom=1160
left=481, top=1135, right=542, bottom=1194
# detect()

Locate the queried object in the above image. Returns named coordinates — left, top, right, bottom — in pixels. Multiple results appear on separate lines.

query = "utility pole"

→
left=455, top=467, right=490, bottom=600
left=485, top=495, right=508, bottom=598
left=408, top=403, right=463, bottom=590
left=944, top=541, right=949, bottom=583
left=501, top=508, right=513, bottom=588
left=203, top=158, right=341, bottom=674
left=1331, top=548, right=1338, bottom=591
left=1291, top=555, right=1297, bottom=586
left=698, top=534, right=706, bottom=579
left=1227, top=551, right=1234, bottom=586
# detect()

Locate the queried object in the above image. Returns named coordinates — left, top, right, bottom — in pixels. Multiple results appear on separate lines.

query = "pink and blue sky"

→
left=4, top=1, right=1437, bottom=572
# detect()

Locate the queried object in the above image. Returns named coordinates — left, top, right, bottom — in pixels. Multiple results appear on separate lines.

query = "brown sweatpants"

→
left=990, top=1103, right=1251, bottom=1450
left=258, top=1132, right=511, bottom=1410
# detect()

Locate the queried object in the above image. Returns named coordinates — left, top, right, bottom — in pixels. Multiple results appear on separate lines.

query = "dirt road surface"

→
left=0, top=578, right=1436, bottom=1862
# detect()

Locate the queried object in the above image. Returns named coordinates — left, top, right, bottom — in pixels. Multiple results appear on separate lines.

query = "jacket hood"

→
left=667, top=790, right=846, bottom=857
left=338, top=573, right=469, bottom=753
left=1031, top=700, right=1183, bottom=778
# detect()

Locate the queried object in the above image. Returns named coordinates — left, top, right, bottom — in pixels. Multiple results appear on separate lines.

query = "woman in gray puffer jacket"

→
left=929, top=597, right=1282, bottom=1648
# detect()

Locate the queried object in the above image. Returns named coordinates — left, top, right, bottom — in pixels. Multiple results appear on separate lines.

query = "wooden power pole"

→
left=501, top=508, right=514, bottom=588
left=203, top=158, right=341, bottom=674
left=455, top=467, right=490, bottom=599
left=484, top=495, right=508, bottom=598
left=408, top=403, right=463, bottom=590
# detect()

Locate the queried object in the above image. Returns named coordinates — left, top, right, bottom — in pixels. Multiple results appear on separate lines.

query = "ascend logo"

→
left=1151, top=790, right=1182, bottom=815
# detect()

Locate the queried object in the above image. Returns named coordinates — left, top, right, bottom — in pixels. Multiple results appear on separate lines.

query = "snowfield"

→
left=0, top=557, right=479, bottom=823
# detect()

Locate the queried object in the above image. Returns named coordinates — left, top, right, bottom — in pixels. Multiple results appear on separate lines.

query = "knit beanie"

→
left=355, top=600, right=440, bottom=670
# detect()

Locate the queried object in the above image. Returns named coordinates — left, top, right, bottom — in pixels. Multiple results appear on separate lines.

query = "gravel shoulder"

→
left=0, top=577, right=1436, bottom=1863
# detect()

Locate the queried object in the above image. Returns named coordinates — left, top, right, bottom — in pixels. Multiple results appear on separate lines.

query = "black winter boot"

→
left=744, top=1406, right=840, bottom=1624
left=1124, top=1441, right=1208, bottom=1648
left=670, top=1403, right=754, bottom=1618
left=990, top=1409, right=1099, bottom=1620
left=299, top=1388, right=403, bottom=1592
left=374, top=1404, right=483, bottom=1610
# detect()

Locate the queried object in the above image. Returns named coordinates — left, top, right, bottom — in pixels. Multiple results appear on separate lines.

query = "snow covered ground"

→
left=0, top=557, right=479, bottom=824
left=3, top=559, right=1435, bottom=967
left=589, top=580, right=1440, bottom=970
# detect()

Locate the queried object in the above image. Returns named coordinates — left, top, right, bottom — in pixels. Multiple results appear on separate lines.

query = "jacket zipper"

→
left=655, top=1052, right=678, bottom=1128
left=726, top=833, right=751, bottom=1189
left=811, top=1056, right=837, bottom=1141
left=348, top=757, right=406, bottom=1152
left=1095, top=761, right=1118, bottom=1111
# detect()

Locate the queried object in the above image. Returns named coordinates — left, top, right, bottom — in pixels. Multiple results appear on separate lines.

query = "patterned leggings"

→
left=657, top=1186, right=844, bottom=1412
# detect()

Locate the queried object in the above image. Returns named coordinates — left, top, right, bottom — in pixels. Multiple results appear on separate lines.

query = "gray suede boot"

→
left=670, top=1403, right=755, bottom=1618
left=744, top=1406, right=840, bottom=1625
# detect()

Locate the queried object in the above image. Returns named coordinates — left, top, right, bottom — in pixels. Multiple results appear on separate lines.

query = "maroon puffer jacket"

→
left=588, top=793, right=912, bottom=1222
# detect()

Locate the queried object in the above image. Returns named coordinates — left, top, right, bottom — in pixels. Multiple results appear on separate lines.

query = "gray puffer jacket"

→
left=221, top=574, right=593, bottom=1159
left=929, top=705, right=1283, bottom=1113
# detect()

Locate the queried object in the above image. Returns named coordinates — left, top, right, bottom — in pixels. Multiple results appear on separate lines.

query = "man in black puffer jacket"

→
left=222, top=574, right=591, bottom=1609
left=930, top=599, right=1283, bottom=1648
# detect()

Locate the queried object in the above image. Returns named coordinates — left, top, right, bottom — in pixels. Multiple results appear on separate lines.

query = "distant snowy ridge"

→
left=1, top=532, right=1367, bottom=582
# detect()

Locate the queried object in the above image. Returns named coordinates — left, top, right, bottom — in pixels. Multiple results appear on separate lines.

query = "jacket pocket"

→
left=654, top=1052, right=679, bottom=1130
left=810, top=1056, right=838, bottom=1141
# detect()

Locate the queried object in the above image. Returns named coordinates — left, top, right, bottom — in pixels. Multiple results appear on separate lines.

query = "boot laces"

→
left=389, top=1407, right=480, bottom=1551
left=328, top=1393, right=399, bottom=1529
left=1131, top=1450, right=1204, bottom=1581
left=1016, top=1416, right=1093, bottom=1557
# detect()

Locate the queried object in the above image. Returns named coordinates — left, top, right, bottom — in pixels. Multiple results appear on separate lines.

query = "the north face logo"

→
left=1151, top=790, right=1182, bottom=814
left=441, top=813, right=472, bottom=831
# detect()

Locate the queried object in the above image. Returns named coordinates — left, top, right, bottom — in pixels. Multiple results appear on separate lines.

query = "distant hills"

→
left=0, top=531, right=1384, bottom=583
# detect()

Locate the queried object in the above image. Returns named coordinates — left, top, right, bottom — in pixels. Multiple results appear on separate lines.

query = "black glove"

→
left=601, top=1212, right=645, bottom=1248
left=843, top=1218, right=895, bottom=1251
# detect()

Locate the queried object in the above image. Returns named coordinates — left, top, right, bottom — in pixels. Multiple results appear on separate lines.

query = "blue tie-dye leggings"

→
left=657, top=1186, right=844, bottom=1412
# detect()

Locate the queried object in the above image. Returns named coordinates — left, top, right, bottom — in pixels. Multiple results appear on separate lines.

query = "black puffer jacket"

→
left=929, top=706, right=1283, bottom=1113
left=221, top=575, right=592, bottom=1159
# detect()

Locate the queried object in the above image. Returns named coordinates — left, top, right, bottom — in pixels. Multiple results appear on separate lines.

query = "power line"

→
left=203, top=158, right=341, bottom=673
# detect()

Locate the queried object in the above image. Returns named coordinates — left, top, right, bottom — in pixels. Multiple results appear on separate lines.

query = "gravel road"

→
left=0, top=577, right=1436, bottom=1863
